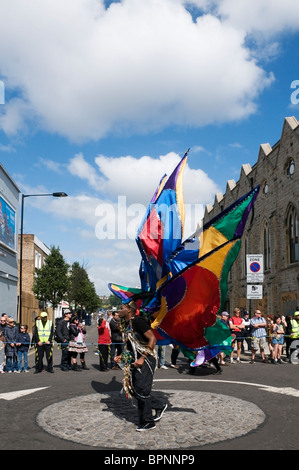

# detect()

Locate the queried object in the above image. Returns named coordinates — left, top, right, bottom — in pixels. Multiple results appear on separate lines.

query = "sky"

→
left=0, top=0, right=299, bottom=296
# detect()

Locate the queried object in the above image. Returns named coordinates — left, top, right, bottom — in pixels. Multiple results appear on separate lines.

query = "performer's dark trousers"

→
left=132, top=355, right=166, bottom=425
left=35, top=343, right=53, bottom=372
left=98, top=344, right=109, bottom=370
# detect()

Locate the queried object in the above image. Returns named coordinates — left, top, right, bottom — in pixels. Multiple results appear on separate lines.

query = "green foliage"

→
left=33, top=246, right=69, bottom=309
left=108, top=294, right=122, bottom=308
left=67, top=261, right=102, bottom=312
left=33, top=249, right=102, bottom=313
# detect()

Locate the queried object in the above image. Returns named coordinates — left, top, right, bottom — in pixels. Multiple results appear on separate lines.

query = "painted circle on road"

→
left=37, top=390, right=265, bottom=449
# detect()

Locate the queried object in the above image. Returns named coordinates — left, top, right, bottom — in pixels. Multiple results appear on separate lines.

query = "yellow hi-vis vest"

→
left=36, top=319, right=52, bottom=342
left=290, top=319, right=299, bottom=338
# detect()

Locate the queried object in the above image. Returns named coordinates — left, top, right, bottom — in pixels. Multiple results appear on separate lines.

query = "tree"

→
left=33, top=246, right=69, bottom=310
left=67, top=261, right=101, bottom=312
left=84, top=280, right=102, bottom=312
left=108, top=294, right=122, bottom=308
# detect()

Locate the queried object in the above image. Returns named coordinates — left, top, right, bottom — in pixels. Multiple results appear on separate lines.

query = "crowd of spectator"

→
left=0, top=306, right=299, bottom=374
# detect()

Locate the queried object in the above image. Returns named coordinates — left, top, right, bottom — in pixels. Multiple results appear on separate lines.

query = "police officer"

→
left=32, top=312, right=54, bottom=373
left=289, top=311, right=299, bottom=364
left=290, top=311, right=299, bottom=339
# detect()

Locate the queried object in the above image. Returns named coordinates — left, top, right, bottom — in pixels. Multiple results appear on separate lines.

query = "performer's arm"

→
left=144, top=328, right=156, bottom=351
left=132, top=329, right=156, bottom=368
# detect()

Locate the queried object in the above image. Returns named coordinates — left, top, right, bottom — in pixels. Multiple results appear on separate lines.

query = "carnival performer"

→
left=114, top=301, right=168, bottom=432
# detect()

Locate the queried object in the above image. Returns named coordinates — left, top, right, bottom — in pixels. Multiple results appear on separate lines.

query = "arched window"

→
left=263, top=223, right=271, bottom=270
left=288, top=209, right=298, bottom=263
left=287, top=159, right=295, bottom=178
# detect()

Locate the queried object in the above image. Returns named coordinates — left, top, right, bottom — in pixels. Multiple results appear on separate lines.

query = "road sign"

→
left=246, top=254, right=264, bottom=283
left=247, top=284, right=263, bottom=299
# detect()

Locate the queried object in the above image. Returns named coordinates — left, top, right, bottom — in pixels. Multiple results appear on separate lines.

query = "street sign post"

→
left=246, top=254, right=264, bottom=283
left=247, top=284, right=263, bottom=299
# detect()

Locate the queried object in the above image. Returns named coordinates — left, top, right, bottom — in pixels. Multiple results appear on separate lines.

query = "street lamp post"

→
left=18, top=192, right=68, bottom=324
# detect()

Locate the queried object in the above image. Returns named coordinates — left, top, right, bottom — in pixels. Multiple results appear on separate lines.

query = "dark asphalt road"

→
left=1, top=324, right=298, bottom=453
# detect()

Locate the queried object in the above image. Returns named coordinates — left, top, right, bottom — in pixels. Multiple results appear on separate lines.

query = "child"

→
left=0, top=331, right=5, bottom=373
left=16, top=324, right=30, bottom=372
left=5, top=317, right=18, bottom=372
left=271, top=315, right=285, bottom=364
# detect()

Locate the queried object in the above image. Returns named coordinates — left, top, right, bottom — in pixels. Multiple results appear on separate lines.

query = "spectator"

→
left=289, top=311, right=299, bottom=363
left=97, top=315, right=111, bottom=371
left=32, top=312, right=54, bottom=373
left=284, top=314, right=293, bottom=359
left=242, top=310, right=252, bottom=352
left=270, top=314, right=285, bottom=364
left=56, top=309, right=73, bottom=371
left=109, top=311, right=123, bottom=370
left=16, top=324, right=31, bottom=373
left=106, top=311, right=113, bottom=323
left=0, top=313, right=8, bottom=337
left=156, top=345, right=168, bottom=369
left=5, top=317, right=18, bottom=373
left=218, top=311, right=230, bottom=365
left=290, top=311, right=299, bottom=339
left=229, top=307, right=245, bottom=363
left=0, top=330, right=5, bottom=373
left=170, top=344, right=180, bottom=369
left=266, top=314, right=274, bottom=360
left=69, top=315, right=89, bottom=370
left=250, top=310, right=268, bottom=364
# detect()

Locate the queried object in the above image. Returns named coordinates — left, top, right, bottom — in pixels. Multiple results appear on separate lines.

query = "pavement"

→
left=1, top=322, right=299, bottom=452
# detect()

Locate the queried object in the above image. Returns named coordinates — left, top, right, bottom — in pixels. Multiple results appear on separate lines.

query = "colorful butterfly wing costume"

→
left=109, top=151, right=259, bottom=364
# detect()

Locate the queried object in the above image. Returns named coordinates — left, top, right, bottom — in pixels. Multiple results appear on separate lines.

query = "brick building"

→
left=17, top=234, right=52, bottom=331
left=203, top=116, right=299, bottom=316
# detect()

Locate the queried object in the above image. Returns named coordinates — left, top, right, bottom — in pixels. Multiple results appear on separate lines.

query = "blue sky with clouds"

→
left=0, top=0, right=299, bottom=295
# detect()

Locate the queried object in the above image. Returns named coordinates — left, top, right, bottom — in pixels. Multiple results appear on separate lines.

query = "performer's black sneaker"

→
left=153, top=403, right=168, bottom=422
left=136, top=422, right=156, bottom=432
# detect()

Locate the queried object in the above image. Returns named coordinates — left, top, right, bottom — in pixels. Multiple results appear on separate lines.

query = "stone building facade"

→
left=203, top=116, right=299, bottom=316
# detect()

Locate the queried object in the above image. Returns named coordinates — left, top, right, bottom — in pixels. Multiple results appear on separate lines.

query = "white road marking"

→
left=154, top=379, right=299, bottom=398
left=0, top=387, right=50, bottom=401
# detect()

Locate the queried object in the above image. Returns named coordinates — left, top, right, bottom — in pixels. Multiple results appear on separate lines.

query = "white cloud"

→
left=0, top=143, right=16, bottom=153
left=211, top=0, right=299, bottom=35
left=38, top=158, right=64, bottom=174
left=0, top=0, right=277, bottom=141
left=69, top=151, right=219, bottom=207
left=22, top=150, right=220, bottom=293
left=68, top=153, right=103, bottom=190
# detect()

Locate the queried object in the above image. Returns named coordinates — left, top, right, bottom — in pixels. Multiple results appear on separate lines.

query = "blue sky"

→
left=0, top=0, right=299, bottom=296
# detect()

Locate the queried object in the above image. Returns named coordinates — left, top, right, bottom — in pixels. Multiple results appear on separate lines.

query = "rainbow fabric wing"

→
left=109, top=150, right=259, bottom=356
left=148, top=186, right=259, bottom=350
left=135, top=151, right=188, bottom=290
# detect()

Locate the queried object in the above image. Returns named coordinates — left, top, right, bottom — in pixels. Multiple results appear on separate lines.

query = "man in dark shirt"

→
left=115, top=301, right=167, bottom=432
left=56, top=309, right=72, bottom=371
left=109, top=311, right=123, bottom=369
